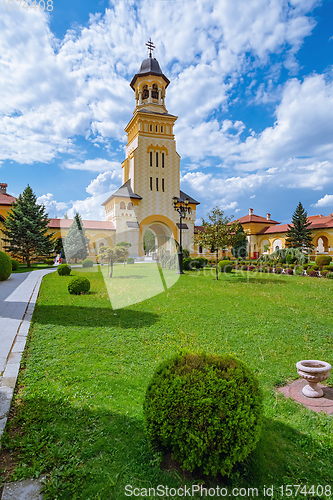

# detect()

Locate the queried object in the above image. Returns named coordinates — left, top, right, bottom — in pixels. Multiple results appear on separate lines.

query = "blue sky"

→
left=1, top=0, right=333, bottom=224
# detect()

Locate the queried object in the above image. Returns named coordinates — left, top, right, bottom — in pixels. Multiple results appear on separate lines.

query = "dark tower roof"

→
left=130, top=56, right=170, bottom=90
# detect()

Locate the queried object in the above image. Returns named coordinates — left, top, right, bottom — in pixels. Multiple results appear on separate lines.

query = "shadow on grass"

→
left=1, top=396, right=330, bottom=500
left=34, top=305, right=159, bottom=328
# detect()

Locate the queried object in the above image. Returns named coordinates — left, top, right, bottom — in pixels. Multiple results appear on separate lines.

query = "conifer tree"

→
left=2, top=185, right=55, bottom=268
left=285, top=202, right=314, bottom=252
left=64, top=213, right=89, bottom=263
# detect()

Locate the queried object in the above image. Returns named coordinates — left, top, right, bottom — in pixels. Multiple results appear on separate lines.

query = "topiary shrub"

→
left=311, top=265, right=319, bottom=271
left=294, top=266, right=304, bottom=276
left=143, top=352, right=263, bottom=477
left=11, top=259, right=19, bottom=271
left=321, top=271, right=329, bottom=278
left=68, top=276, right=90, bottom=295
left=302, top=263, right=309, bottom=270
left=284, top=268, right=293, bottom=275
left=0, top=252, right=12, bottom=281
left=315, top=255, right=332, bottom=267
left=57, top=264, right=71, bottom=276
left=82, top=258, right=94, bottom=268
left=322, top=265, right=332, bottom=271
left=218, top=260, right=233, bottom=273
left=308, top=270, right=319, bottom=278
left=325, top=272, right=333, bottom=279
left=182, top=258, right=192, bottom=271
left=274, top=267, right=282, bottom=274
left=127, top=257, right=135, bottom=264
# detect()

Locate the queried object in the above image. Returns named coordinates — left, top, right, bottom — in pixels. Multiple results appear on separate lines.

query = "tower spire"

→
left=146, top=38, right=155, bottom=58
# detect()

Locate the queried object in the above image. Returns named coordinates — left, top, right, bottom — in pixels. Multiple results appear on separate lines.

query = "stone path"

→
left=0, top=269, right=56, bottom=499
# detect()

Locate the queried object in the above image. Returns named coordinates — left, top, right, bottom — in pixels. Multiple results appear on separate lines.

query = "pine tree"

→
left=64, top=213, right=89, bottom=263
left=232, top=223, right=248, bottom=258
left=285, top=202, right=314, bottom=252
left=2, top=185, right=55, bottom=268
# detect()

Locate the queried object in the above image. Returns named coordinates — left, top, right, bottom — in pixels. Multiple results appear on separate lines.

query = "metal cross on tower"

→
left=146, top=38, right=155, bottom=58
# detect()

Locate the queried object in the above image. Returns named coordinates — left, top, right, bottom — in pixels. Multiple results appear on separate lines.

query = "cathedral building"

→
left=101, top=43, right=199, bottom=258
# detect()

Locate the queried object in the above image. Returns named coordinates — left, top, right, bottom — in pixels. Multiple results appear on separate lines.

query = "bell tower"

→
left=103, top=41, right=199, bottom=258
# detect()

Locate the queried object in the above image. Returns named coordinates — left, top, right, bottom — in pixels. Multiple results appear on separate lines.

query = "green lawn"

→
left=12, top=264, right=55, bottom=273
left=1, top=266, right=333, bottom=499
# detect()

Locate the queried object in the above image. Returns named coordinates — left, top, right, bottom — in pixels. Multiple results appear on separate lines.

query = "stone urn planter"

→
left=296, top=360, right=332, bottom=398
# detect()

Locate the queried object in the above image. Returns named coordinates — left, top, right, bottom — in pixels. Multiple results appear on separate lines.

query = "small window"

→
left=120, top=201, right=126, bottom=209
left=162, top=153, right=164, bottom=168
left=161, top=126, right=163, bottom=133
left=155, top=125, right=158, bottom=132
left=150, top=177, right=152, bottom=190
left=156, top=152, right=158, bottom=167
left=152, top=84, right=158, bottom=99
left=156, top=178, right=159, bottom=191
left=142, top=85, right=149, bottom=100
left=199, top=246, right=203, bottom=254
left=150, top=152, right=152, bottom=166
left=150, top=124, right=152, bottom=132
left=162, top=178, right=165, bottom=192
left=127, top=202, right=133, bottom=210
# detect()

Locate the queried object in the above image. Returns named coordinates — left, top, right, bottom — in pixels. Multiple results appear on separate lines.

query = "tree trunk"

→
left=110, top=260, right=113, bottom=278
left=216, top=250, right=218, bottom=280
left=27, top=255, right=31, bottom=268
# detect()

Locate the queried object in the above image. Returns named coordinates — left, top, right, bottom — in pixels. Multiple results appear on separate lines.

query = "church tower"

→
left=102, top=41, right=199, bottom=258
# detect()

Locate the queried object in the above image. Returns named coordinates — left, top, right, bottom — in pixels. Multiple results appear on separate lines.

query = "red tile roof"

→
left=237, top=214, right=280, bottom=224
left=0, top=192, right=16, bottom=205
left=48, top=219, right=115, bottom=230
left=258, top=213, right=333, bottom=235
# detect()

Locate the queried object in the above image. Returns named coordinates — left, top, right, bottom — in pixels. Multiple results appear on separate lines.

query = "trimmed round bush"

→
left=294, top=266, right=304, bottom=276
left=11, top=259, right=19, bottom=271
left=325, top=272, right=333, bottom=279
left=274, top=267, right=282, bottom=274
left=218, top=260, right=233, bottom=273
left=68, top=276, right=90, bottom=295
left=143, top=352, right=263, bottom=477
left=82, top=258, right=94, bottom=268
left=321, top=271, right=329, bottom=278
left=315, top=255, right=332, bottom=267
left=57, top=264, right=71, bottom=276
left=0, top=252, right=12, bottom=281
left=322, top=265, right=332, bottom=271
left=127, top=257, right=135, bottom=264
left=311, top=265, right=319, bottom=271
left=308, top=270, right=319, bottom=278
left=284, top=268, right=293, bottom=275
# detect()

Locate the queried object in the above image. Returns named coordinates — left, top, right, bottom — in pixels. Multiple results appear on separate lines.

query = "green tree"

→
left=116, top=241, right=132, bottom=265
left=232, top=223, right=248, bottom=258
left=194, top=207, right=242, bottom=280
left=143, top=230, right=155, bottom=254
left=285, top=202, right=314, bottom=253
left=2, top=185, right=55, bottom=268
left=64, top=213, right=89, bottom=263
left=99, top=245, right=129, bottom=277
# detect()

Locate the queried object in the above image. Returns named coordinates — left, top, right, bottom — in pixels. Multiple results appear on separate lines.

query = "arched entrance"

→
left=142, top=222, right=176, bottom=260
left=315, top=235, right=329, bottom=253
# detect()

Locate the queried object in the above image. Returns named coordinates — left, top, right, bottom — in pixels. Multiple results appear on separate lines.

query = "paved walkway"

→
left=0, top=269, right=55, bottom=443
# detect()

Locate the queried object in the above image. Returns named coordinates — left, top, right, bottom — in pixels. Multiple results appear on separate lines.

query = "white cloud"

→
left=62, top=159, right=121, bottom=173
left=86, top=170, right=122, bottom=196
left=37, top=193, right=68, bottom=215
left=311, top=194, right=333, bottom=208
left=0, top=0, right=320, bottom=164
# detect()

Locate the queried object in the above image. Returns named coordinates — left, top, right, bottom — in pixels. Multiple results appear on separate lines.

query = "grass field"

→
left=1, top=265, right=333, bottom=499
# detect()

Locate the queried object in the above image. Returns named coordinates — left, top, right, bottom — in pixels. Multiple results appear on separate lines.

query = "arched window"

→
left=127, top=202, right=133, bottom=210
left=152, top=84, right=158, bottom=99
left=142, top=85, right=149, bottom=100
left=120, top=201, right=126, bottom=210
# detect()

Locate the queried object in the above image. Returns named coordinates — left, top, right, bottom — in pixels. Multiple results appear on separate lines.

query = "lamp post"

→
left=173, top=196, right=190, bottom=274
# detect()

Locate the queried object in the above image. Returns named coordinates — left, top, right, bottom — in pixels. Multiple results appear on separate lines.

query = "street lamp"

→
left=173, top=196, right=190, bottom=274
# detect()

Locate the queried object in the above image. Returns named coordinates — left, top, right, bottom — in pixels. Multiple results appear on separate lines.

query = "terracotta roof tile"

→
left=48, top=219, right=115, bottom=230
left=0, top=193, right=16, bottom=205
